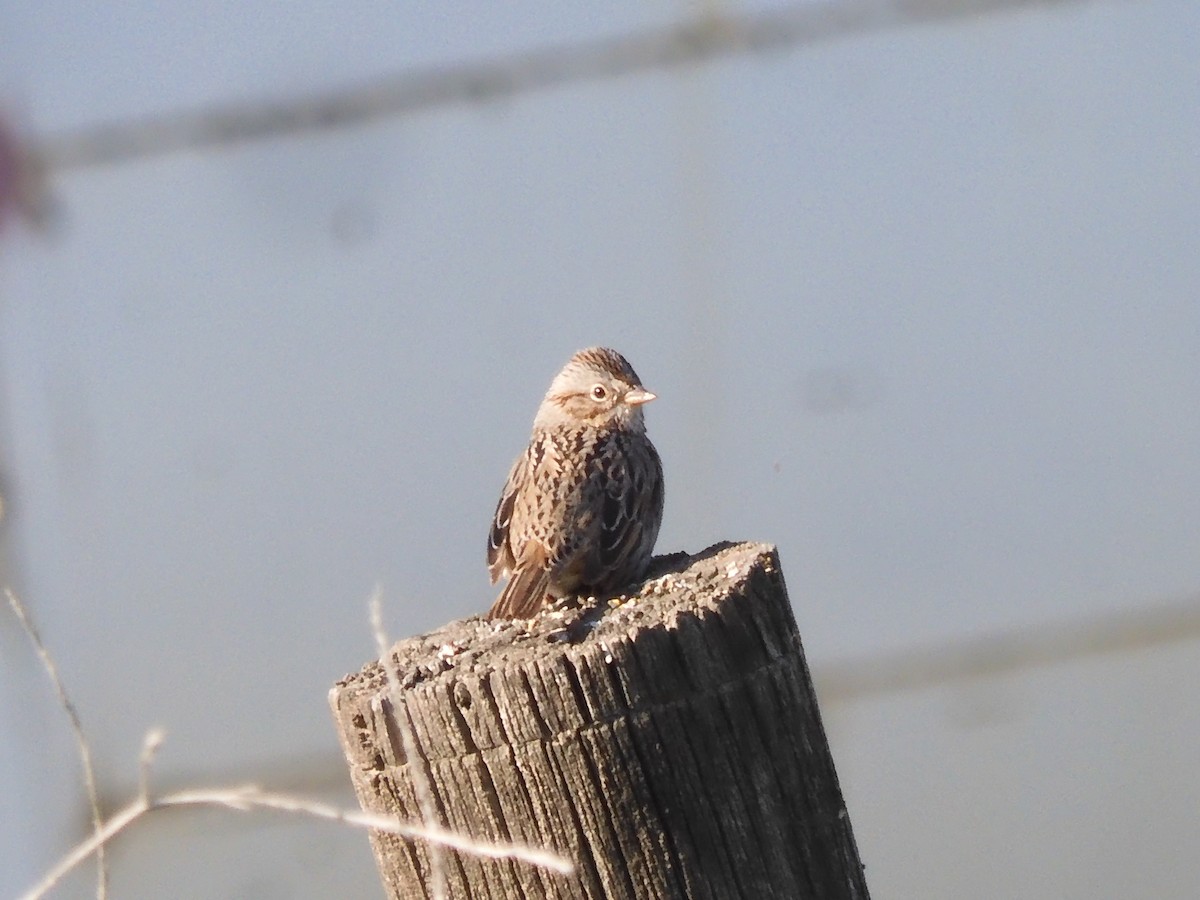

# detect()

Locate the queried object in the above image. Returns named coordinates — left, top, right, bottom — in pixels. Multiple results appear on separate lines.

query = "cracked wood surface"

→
left=330, top=541, right=869, bottom=900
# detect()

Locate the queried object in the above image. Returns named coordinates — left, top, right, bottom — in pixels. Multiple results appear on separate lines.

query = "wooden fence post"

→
left=330, top=541, right=869, bottom=899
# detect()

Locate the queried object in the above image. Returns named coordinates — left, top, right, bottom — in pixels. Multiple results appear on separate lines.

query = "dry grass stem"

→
left=6, top=588, right=109, bottom=899
left=18, top=769, right=572, bottom=900
left=7, top=588, right=573, bottom=900
left=369, top=587, right=449, bottom=900
left=138, top=728, right=166, bottom=801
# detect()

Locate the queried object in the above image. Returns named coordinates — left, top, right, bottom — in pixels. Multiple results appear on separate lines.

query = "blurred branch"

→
left=38, top=0, right=1084, bottom=170
left=816, top=594, right=1200, bottom=702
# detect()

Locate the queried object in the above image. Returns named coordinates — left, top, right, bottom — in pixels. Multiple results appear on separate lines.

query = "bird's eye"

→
left=590, top=384, right=608, bottom=401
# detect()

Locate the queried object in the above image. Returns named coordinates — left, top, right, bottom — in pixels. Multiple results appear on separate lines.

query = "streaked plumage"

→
left=486, top=347, right=665, bottom=620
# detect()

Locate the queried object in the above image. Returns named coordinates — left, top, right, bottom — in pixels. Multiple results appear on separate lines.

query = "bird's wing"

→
left=588, top=435, right=665, bottom=588
left=486, top=450, right=527, bottom=584
left=487, top=429, right=584, bottom=619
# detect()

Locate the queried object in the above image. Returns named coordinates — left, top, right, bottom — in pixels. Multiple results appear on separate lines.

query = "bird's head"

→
left=534, top=347, right=656, bottom=431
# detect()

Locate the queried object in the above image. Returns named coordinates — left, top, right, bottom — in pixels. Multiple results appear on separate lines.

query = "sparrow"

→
left=486, top=347, right=665, bottom=620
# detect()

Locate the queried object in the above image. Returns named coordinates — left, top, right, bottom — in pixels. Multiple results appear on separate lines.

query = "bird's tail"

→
left=487, top=566, right=552, bottom=620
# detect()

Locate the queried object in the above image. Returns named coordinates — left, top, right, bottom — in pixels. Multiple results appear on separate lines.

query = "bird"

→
left=486, top=347, right=665, bottom=620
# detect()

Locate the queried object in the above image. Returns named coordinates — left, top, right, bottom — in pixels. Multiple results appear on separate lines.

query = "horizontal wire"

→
left=37, top=0, right=1083, bottom=170
left=85, top=595, right=1200, bottom=800
left=815, top=593, right=1200, bottom=702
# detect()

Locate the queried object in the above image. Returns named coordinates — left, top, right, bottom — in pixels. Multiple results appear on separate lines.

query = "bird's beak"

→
left=624, top=388, right=657, bottom=407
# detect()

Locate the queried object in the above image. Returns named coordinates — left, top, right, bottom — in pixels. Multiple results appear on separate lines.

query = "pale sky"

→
left=2, top=2, right=1198, bottom=897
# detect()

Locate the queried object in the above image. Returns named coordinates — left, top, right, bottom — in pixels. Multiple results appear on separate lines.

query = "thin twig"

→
left=138, top=728, right=165, bottom=802
left=370, top=588, right=449, bottom=900
left=5, top=588, right=109, bottom=899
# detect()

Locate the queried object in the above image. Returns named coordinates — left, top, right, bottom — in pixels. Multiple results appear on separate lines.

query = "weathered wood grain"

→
left=330, top=541, right=868, bottom=900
